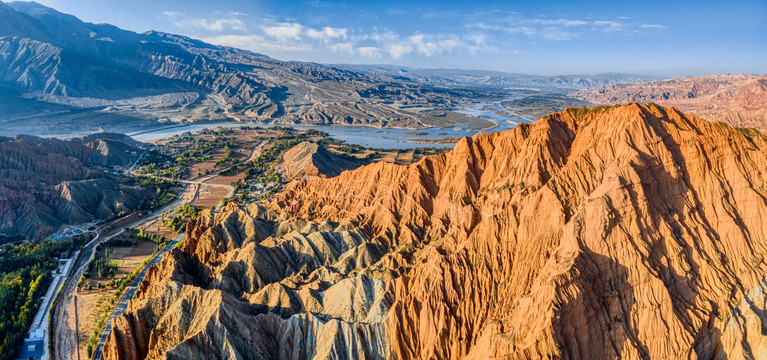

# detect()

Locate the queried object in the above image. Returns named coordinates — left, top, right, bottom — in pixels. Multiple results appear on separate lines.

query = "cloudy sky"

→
left=29, top=0, right=767, bottom=76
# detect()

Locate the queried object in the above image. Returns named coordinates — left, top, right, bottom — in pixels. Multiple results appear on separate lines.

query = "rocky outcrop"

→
left=0, top=133, right=153, bottom=238
left=105, top=104, right=767, bottom=359
left=575, top=74, right=767, bottom=129
left=281, top=141, right=360, bottom=179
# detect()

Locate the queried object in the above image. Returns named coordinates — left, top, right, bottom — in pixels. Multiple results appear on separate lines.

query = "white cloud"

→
left=191, top=18, right=245, bottom=32
left=561, top=20, right=589, bottom=26
left=261, top=22, right=303, bottom=41
left=469, top=33, right=485, bottom=45
left=159, top=7, right=674, bottom=65
left=387, top=43, right=413, bottom=59
left=307, top=26, right=348, bottom=41
left=204, top=34, right=312, bottom=53
left=409, top=34, right=461, bottom=56
left=162, top=11, right=247, bottom=32
left=528, top=18, right=589, bottom=27
left=470, top=15, right=649, bottom=41
left=466, top=33, right=495, bottom=54
left=503, top=26, right=544, bottom=36
left=594, top=20, right=623, bottom=32
left=358, top=46, right=381, bottom=58
left=330, top=42, right=354, bottom=54
left=540, top=28, right=577, bottom=40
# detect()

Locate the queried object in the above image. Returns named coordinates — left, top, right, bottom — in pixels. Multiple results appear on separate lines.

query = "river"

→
left=130, top=98, right=529, bottom=149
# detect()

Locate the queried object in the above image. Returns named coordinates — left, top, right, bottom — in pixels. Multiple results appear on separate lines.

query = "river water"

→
left=131, top=98, right=530, bottom=149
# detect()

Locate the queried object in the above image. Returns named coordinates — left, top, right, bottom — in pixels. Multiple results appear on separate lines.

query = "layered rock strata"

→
left=106, top=104, right=767, bottom=359
left=576, top=74, right=767, bottom=129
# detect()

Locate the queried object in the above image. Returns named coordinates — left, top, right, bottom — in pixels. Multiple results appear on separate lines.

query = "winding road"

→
left=51, top=137, right=253, bottom=360
left=90, top=233, right=184, bottom=360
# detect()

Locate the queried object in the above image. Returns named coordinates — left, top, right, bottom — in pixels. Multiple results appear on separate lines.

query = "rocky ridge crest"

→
left=105, top=104, right=767, bottom=359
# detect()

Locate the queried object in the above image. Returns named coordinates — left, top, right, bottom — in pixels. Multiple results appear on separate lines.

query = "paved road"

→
left=51, top=186, right=195, bottom=360
left=50, top=232, right=103, bottom=360
left=29, top=255, right=76, bottom=334
left=89, top=155, right=242, bottom=359
left=23, top=252, right=77, bottom=360
left=92, top=233, right=185, bottom=360
left=128, top=151, right=146, bottom=173
left=52, top=135, right=243, bottom=360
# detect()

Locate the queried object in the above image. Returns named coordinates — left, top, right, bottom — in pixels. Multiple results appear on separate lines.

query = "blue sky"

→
left=28, top=0, right=767, bottom=76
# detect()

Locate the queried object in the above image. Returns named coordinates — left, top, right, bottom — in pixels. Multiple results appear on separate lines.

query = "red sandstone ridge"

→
left=105, top=104, right=767, bottom=359
left=280, top=141, right=360, bottom=179
left=575, top=74, right=767, bottom=130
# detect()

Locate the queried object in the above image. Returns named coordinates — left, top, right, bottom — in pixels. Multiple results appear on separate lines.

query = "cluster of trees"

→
left=269, top=126, right=297, bottom=134
left=242, top=135, right=304, bottom=184
left=93, top=258, right=116, bottom=278
left=214, top=146, right=235, bottom=167
left=108, top=236, right=135, bottom=247
left=162, top=214, right=185, bottom=234
left=123, top=175, right=179, bottom=211
left=174, top=141, right=214, bottom=166
left=0, top=236, right=85, bottom=273
left=197, top=126, right=234, bottom=136
left=147, top=191, right=177, bottom=210
left=131, top=227, right=165, bottom=244
left=136, top=162, right=187, bottom=179
left=178, top=203, right=202, bottom=219
left=150, top=132, right=239, bottom=178
left=213, top=135, right=237, bottom=146
left=304, top=128, right=330, bottom=137
left=0, top=235, right=89, bottom=359
left=162, top=203, right=203, bottom=234
left=167, top=132, right=195, bottom=143
left=0, top=272, right=45, bottom=360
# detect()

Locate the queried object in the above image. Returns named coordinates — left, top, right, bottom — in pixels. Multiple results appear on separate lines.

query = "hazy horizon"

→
left=15, top=0, right=767, bottom=77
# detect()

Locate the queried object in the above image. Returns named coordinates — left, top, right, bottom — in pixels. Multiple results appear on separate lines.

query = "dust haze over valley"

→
left=0, top=0, right=766, bottom=360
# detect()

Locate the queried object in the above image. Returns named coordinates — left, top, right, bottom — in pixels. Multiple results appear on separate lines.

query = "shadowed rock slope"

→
left=105, top=104, right=767, bottom=359
left=0, top=133, right=153, bottom=238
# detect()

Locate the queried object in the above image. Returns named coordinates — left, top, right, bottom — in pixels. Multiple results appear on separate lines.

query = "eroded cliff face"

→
left=105, top=104, right=767, bottom=359
left=575, top=74, right=767, bottom=130
left=281, top=141, right=360, bottom=179
left=0, top=133, right=153, bottom=238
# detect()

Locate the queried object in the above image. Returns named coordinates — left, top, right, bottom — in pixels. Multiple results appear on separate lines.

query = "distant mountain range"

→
left=575, top=73, right=767, bottom=129
left=0, top=1, right=658, bottom=135
left=334, top=64, right=663, bottom=90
